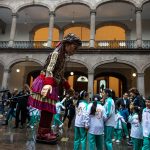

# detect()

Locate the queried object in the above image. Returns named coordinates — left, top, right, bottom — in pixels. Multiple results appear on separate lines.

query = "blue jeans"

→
left=6, top=107, right=15, bottom=121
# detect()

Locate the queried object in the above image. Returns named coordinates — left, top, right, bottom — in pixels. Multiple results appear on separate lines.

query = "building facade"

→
left=0, top=0, right=150, bottom=98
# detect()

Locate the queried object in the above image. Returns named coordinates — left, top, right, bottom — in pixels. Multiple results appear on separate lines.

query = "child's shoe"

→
left=116, top=140, right=121, bottom=143
left=126, top=135, right=129, bottom=139
left=59, top=123, right=63, bottom=128
left=112, top=139, right=115, bottom=142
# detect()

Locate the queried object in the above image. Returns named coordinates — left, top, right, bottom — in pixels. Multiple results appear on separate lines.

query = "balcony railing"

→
left=0, top=41, right=9, bottom=48
left=142, top=40, right=150, bottom=49
left=0, top=40, right=150, bottom=49
left=95, top=40, right=137, bottom=49
left=14, top=41, right=48, bottom=49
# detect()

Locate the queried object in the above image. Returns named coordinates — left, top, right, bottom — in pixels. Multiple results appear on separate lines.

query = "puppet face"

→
left=65, top=43, right=78, bottom=56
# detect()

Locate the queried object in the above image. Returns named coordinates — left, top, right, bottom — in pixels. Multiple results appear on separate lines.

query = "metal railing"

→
left=0, top=40, right=150, bottom=49
left=95, top=40, right=137, bottom=49
left=142, top=40, right=150, bottom=49
left=0, top=41, right=9, bottom=48
left=14, top=41, right=48, bottom=49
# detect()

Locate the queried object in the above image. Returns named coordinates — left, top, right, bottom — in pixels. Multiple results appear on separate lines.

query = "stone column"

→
left=88, top=71, right=94, bottom=99
left=9, top=13, right=17, bottom=47
left=47, top=11, right=55, bottom=47
left=137, top=73, right=145, bottom=96
left=1, top=68, right=10, bottom=89
left=135, top=8, right=142, bottom=48
left=59, top=29, right=64, bottom=41
left=90, top=10, right=96, bottom=48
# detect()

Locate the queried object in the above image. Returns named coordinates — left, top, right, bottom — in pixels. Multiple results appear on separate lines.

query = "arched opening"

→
left=9, top=61, right=42, bottom=91
left=94, top=62, right=137, bottom=98
left=144, top=66, right=150, bottom=97
left=142, top=2, right=150, bottom=40
left=95, top=25, right=126, bottom=40
left=0, top=63, right=4, bottom=88
left=65, top=62, right=88, bottom=92
left=64, top=26, right=90, bottom=41
left=94, top=73, right=126, bottom=98
left=34, top=27, right=59, bottom=41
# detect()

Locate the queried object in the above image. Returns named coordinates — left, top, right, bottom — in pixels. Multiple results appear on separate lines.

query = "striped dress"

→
left=28, top=45, right=67, bottom=114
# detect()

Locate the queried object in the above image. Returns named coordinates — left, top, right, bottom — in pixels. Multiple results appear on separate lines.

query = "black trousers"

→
left=15, top=106, right=27, bottom=127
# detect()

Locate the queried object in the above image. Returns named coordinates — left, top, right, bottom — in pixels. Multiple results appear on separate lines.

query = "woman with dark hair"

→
left=103, top=88, right=115, bottom=150
left=28, top=33, right=82, bottom=143
left=74, top=90, right=89, bottom=150
left=129, top=87, right=145, bottom=110
left=86, top=94, right=106, bottom=150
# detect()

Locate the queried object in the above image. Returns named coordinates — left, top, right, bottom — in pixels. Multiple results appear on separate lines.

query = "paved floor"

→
left=0, top=116, right=133, bottom=150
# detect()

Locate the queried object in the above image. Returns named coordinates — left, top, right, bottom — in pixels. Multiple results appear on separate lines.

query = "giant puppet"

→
left=28, top=33, right=82, bottom=143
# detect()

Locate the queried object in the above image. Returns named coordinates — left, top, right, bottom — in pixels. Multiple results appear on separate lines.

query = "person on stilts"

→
left=28, top=33, right=82, bottom=144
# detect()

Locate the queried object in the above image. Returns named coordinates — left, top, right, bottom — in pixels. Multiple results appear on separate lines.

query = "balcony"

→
left=0, top=40, right=150, bottom=51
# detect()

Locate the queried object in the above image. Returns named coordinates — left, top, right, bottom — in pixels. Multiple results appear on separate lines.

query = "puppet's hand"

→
left=41, top=85, right=52, bottom=97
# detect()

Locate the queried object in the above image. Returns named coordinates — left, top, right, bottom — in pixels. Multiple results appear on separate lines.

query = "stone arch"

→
left=141, top=0, right=150, bottom=7
left=0, top=60, right=5, bottom=68
left=68, top=58, right=89, bottom=70
left=63, top=23, right=90, bottom=31
left=29, top=24, right=60, bottom=41
left=141, top=63, right=150, bottom=73
left=92, top=58, right=140, bottom=73
left=96, top=0, right=137, bottom=9
left=54, top=0, right=91, bottom=11
left=0, top=5, right=13, bottom=12
left=7, top=58, right=43, bottom=70
left=15, top=3, right=50, bottom=13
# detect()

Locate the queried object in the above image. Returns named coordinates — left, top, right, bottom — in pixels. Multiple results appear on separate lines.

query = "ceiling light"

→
left=16, top=69, right=20, bottom=73
left=77, top=76, right=88, bottom=82
left=70, top=72, right=74, bottom=76
left=132, top=73, right=136, bottom=77
left=71, top=20, right=75, bottom=24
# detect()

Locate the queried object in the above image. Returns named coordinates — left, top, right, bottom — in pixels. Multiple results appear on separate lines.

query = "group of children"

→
left=73, top=89, right=150, bottom=150
left=74, top=88, right=115, bottom=150
left=3, top=85, right=150, bottom=150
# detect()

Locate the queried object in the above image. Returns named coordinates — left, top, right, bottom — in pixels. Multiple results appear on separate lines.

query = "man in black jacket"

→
left=119, top=92, right=130, bottom=110
left=14, top=84, right=30, bottom=128
left=3, top=88, right=18, bottom=125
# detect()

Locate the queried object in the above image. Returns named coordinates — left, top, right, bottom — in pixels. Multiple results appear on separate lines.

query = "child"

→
left=119, top=104, right=129, bottom=138
left=52, top=97, right=66, bottom=130
left=74, top=90, right=89, bottom=150
left=128, top=106, right=143, bottom=150
left=28, top=106, right=40, bottom=128
left=86, top=94, right=106, bottom=150
left=142, top=96, right=150, bottom=150
left=113, top=110, right=125, bottom=143
left=103, top=88, right=115, bottom=150
left=67, top=98, right=75, bottom=129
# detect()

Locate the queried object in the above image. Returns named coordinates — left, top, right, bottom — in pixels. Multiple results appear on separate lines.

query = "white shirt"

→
left=142, top=108, right=150, bottom=138
left=75, top=100, right=88, bottom=128
left=86, top=102, right=106, bottom=135
left=56, top=101, right=65, bottom=114
left=115, top=112, right=125, bottom=129
left=104, top=97, right=115, bottom=127
left=29, top=106, right=40, bottom=116
left=128, top=113, right=143, bottom=139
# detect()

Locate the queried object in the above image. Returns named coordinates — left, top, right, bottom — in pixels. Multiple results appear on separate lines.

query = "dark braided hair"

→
left=134, top=106, right=142, bottom=123
left=76, top=90, right=88, bottom=107
left=63, top=33, right=82, bottom=47
left=90, top=94, right=100, bottom=115
left=104, top=88, right=112, bottom=98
